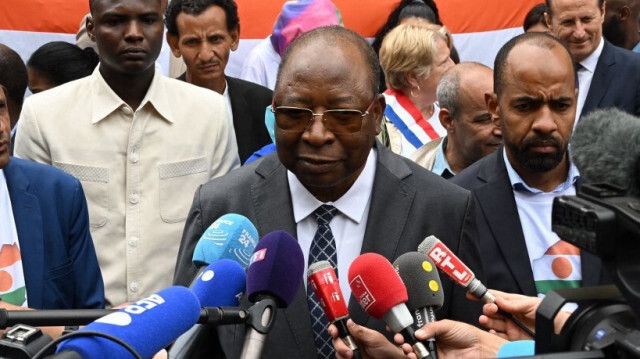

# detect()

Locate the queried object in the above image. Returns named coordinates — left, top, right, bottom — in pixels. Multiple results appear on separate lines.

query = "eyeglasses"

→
left=270, top=98, right=376, bottom=134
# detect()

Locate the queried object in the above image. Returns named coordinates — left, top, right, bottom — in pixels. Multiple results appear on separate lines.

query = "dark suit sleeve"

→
left=446, top=193, right=484, bottom=325
left=68, top=180, right=105, bottom=309
left=174, top=184, right=206, bottom=286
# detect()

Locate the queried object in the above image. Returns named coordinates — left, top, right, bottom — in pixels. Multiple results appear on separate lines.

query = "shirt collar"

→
left=288, top=149, right=377, bottom=224
left=90, top=65, right=174, bottom=124
left=502, top=149, right=580, bottom=194
left=579, top=37, right=605, bottom=73
left=431, top=136, right=455, bottom=178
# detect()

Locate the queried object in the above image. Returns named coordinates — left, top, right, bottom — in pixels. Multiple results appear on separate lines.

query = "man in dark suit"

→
left=545, top=0, right=640, bottom=121
left=452, top=33, right=609, bottom=301
left=174, top=26, right=483, bottom=358
left=0, top=85, right=103, bottom=314
left=165, top=0, right=272, bottom=163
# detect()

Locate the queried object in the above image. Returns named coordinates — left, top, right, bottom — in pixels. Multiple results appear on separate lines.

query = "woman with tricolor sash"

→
left=378, top=20, right=454, bottom=157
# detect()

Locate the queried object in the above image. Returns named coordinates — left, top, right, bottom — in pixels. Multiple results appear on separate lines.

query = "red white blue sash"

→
left=382, top=89, right=444, bottom=150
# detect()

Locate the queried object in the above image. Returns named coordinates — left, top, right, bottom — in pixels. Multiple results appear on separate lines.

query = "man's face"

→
left=88, top=0, right=164, bottom=76
left=167, top=5, right=239, bottom=87
left=274, top=40, right=384, bottom=202
left=602, top=0, right=627, bottom=48
left=450, top=69, right=501, bottom=165
left=546, top=0, right=605, bottom=62
left=0, top=88, right=10, bottom=169
left=489, top=44, right=576, bottom=173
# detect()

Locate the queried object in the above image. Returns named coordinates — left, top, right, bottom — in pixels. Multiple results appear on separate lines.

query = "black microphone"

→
left=571, top=108, right=640, bottom=196
left=394, top=252, right=444, bottom=359
left=241, top=231, right=304, bottom=359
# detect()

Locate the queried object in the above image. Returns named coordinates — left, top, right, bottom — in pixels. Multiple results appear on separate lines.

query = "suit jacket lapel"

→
left=474, top=150, right=537, bottom=296
left=252, top=156, right=316, bottom=358
left=348, top=143, right=416, bottom=326
left=4, top=160, right=44, bottom=308
left=582, top=41, right=616, bottom=116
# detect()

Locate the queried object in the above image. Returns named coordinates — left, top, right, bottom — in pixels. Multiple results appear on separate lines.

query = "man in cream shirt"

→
left=14, top=0, right=239, bottom=306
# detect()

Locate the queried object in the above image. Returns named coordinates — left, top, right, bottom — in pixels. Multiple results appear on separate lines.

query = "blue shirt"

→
left=431, top=137, right=455, bottom=179
left=633, top=40, right=640, bottom=54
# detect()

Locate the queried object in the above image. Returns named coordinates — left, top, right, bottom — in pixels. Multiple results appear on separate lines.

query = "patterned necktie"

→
left=307, top=204, right=339, bottom=359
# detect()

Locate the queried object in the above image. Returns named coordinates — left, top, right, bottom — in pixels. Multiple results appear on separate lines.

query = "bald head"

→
left=437, top=62, right=493, bottom=119
left=0, top=44, right=27, bottom=128
left=493, top=32, right=574, bottom=99
left=275, top=26, right=380, bottom=97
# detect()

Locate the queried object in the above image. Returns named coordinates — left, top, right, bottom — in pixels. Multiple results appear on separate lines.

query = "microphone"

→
left=55, top=286, right=200, bottom=359
left=418, top=235, right=535, bottom=338
left=417, top=236, right=490, bottom=302
left=169, top=259, right=248, bottom=359
left=348, top=253, right=430, bottom=359
left=393, top=252, right=444, bottom=359
left=307, top=261, right=361, bottom=358
left=571, top=108, right=640, bottom=196
left=241, top=230, right=304, bottom=359
left=192, top=213, right=259, bottom=274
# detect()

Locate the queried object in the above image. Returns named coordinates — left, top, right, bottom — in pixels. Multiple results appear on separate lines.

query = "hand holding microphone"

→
left=348, top=253, right=430, bottom=359
left=307, top=261, right=361, bottom=358
left=418, top=236, right=535, bottom=338
left=394, top=252, right=444, bottom=359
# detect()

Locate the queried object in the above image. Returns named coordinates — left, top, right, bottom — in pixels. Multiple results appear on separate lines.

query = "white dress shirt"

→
left=287, top=149, right=377, bottom=300
left=15, top=66, right=240, bottom=305
left=575, top=38, right=605, bottom=123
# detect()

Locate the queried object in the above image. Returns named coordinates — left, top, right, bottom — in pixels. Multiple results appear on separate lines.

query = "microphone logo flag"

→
left=349, top=275, right=376, bottom=311
left=95, top=293, right=166, bottom=326
left=249, top=248, right=267, bottom=265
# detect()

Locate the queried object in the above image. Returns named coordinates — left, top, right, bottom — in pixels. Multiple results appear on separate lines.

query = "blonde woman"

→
left=379, top=20, right=454, bottom=157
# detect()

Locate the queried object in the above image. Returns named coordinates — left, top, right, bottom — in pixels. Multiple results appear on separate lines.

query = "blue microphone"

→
left=55, top=286, right=200, bottom=359
left=192, top=213, right=259, bottom=269
left=169, top=260, right=248, bottom=359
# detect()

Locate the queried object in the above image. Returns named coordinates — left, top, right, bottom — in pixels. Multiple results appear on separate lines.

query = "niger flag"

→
left=532, top=240, right=582, bottom=295
left=0, top=243, right=27, bottom=306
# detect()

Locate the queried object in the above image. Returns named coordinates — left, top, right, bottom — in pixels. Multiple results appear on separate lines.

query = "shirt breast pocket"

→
left=158, top=157, right=209, bottom=223
left=53, top=162, right=109, bottom=228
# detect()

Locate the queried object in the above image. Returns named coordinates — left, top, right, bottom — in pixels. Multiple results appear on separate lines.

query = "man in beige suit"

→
left=15, top=0, right=239, bottom=306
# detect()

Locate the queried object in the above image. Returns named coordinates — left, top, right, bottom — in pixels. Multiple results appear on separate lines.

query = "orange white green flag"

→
left=532, top=240, right=582, bottom=296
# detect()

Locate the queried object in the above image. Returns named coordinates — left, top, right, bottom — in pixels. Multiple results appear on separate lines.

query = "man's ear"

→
left=230, top=28, right=240, bottom=52
left=544, top=12, right=552, bottom=30
left=86, top=16, right=96, bottom=42
left=486, top=92, right=500, bottom=127
left=166, top=33, right=182, bottom=58
left=372, top=94, right=385, bottom=136
left=439, top=107, right=454, bottom=134
left=620, top=5, right=631, bottom=21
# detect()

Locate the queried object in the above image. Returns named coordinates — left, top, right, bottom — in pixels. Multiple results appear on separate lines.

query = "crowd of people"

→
left=1, top=0, right=639, bottom=357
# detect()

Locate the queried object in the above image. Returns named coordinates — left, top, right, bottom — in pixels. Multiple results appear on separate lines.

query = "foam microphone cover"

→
left=55, top=286, right=200, bottom=359
left=393, top=252, right=444, bottom=311
left=192, top=259, right=246, bottom=307
left=192, top=213, right=259, bottom=268
left=572, top=108, right=640, bottom=196
left=417, top=235, right=438, bottom=255
left=348, top=253, right=408, bottom=319
left=246, top=230, right=304, bottom=307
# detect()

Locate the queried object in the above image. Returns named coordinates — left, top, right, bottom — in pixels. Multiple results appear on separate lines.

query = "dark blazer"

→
left=177, top=74, right=273, bottom=163
left=4, top=157, right=104, bottom=309
left=581, top=40, right=640, bottom=118
left=451, top=148, right=609, bottom=296
left=174, top=142, right=484, bottom=358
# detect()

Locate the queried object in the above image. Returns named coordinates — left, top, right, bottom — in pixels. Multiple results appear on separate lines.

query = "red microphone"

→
left=348, top=253, right=430, bottom=359
left=418, top=235, right=536, bottom=338
left=307, top=261, right=360, bottom=357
